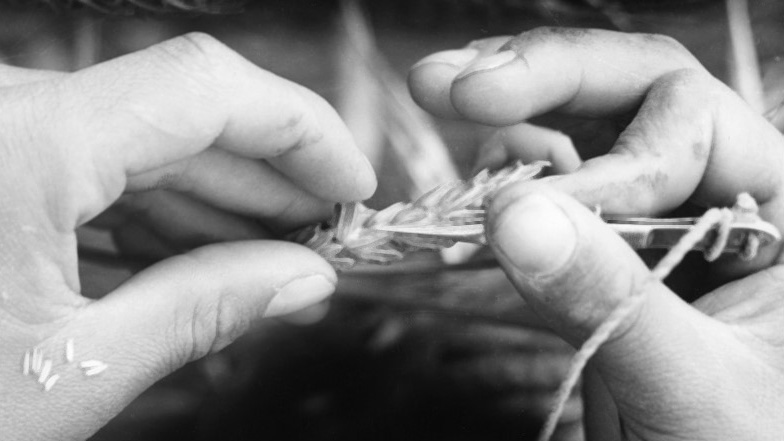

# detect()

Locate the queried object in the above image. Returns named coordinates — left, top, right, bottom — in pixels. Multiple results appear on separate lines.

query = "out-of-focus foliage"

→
left=0, top=0, right=725, bottom=17
left=0, top=0, right=242, bottom=14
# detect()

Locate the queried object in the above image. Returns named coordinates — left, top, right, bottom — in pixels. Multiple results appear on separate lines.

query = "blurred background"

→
left=1, top=1, right=783, bottom=440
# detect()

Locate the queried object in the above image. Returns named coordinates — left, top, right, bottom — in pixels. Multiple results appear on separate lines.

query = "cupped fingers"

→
left=409, top=27, right=702, bottom=125
left=541, top=69, right=718, bottom=216
left=474, top=123, right=581, bottom=175
left=111, top=190, right=273, bottom=258
left=20, top=33, right=375, bottom=227
left=127, top=147, right=334, bottom=232
left=542, top=69, right=784, bottom=269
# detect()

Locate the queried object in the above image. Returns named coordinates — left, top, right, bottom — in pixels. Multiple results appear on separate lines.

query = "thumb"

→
left=92, top=240, right=337, bottom=361
left=486, top=184, right=736, bottom=435
left=12, top=241, right=335, bottom=441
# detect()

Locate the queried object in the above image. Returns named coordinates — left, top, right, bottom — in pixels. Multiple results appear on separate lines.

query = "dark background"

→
left=1, top=1, right=782, bottom=440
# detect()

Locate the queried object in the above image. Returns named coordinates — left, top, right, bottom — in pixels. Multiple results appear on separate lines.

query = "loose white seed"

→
left=38, top=359, right=52, bottom=384
left=79, top=360, right=104, bottom=369
left=32, top=347, right=42, bottom=374
left=65, top=339, right=74, bottom=363
left=43, top=374, right=60, bottom=392
left=22, top=351, right=30, bottom=376
left=83, top=364, right=108, bottom=377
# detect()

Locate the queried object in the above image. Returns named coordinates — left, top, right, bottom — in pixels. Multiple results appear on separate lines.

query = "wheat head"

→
left=291, top=161, right=550, bottom=270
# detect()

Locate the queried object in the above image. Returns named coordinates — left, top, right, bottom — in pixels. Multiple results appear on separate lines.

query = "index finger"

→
left=408, top=29, right=784, bottom=211
left=409, top=28, right=784, bottom=269
left=27, top=33, right=376, bottom=222
left=409, top=27, right=703, bottom=125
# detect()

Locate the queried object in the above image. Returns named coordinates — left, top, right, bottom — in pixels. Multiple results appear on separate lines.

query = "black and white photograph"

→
left=0, top=1, right=782, bottom=440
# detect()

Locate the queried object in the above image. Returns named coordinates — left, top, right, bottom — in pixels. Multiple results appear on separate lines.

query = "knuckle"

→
left=107, top=33, right=250, bottom=147
left=185, top=293, right=248, bottom=360
left=641, top=33, right=684, bottom=51
left=642, top=33, right=690, bottom=56
left=149, top=32, right=242, bottom=99
left=512, top=26, right=595, bottom=46
left=294, top=122, right=325, bottom=152
left=167, top=253, right=250, bottom=363
left=272, top=92, right=325, bottom=155
left=507, top=28, right=702, bottom=72
left=502, top=27, right=605, bottom=58
left=275, top=107, right=310, bottom=155
left=637, top=32, right=702, bottom=68
left=654, top=68, right=724, bottom=111
left=158, top=32, right=234, bottom=73
left=665, top=68, right=717, bottom=93
left=660, top=67, right=707, bottom=86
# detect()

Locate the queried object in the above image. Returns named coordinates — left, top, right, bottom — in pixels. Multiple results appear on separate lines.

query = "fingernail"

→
left=410, top=49, right=479, bottom=70
left=491, top=193, right=576, bottom=276
left=455, top=50, right=518, bottom=81
left=266, top=275, right=335, bottom=317
left=279, top=301, right=331, bottom=326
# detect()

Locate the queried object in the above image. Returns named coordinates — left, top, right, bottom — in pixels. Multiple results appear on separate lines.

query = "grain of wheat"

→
left=79, top=360, right=105, bottom=369
left=65, top=339, right=75, bottom=363
left=84, top=364, right=108, bottom=377
left=38, top=359, right=52, bottom=384
left=43, top=374, right=60, bottom=392
left=80, top=360, right=109, bottom=376
left=294, top=161, right=549, bottom=270
left=22, top=351, right=30, bottom=376
left=31, top=347, right=42, bottom=374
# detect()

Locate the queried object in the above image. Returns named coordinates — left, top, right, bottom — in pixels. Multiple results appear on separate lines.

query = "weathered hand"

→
left=0, top=33, right=375, bottom=441
left=410, top=28, right=784, bottom=440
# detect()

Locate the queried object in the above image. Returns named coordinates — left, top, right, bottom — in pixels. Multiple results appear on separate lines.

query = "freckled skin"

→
left=503, top=27, right=595, bottom=49
left=563, top=170, right=669, bottom=216
left=637, top=170, right=669, bottom=194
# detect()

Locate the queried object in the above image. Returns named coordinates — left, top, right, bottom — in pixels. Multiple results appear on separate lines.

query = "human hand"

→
left=0, top=33, right=375, bottom=441
left=409, top=28, right=784, bottom=440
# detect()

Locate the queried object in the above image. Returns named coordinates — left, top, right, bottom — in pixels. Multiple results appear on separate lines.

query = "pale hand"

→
left=0, top=33, right=375, bottom=441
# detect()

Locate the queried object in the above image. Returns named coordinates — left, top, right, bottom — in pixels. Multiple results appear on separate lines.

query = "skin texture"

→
left=0, top=33, right=375, bottom=440
left=409, top=27, right=784, bottom=440
left=4, top=25, right=784, bottom=441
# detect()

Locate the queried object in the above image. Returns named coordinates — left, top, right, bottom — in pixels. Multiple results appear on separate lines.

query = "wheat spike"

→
left=292, top=161, right=549, bottom=270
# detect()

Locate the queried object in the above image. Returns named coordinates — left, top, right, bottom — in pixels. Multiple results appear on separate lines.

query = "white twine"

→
left=537, top=206, right=744, bottom=441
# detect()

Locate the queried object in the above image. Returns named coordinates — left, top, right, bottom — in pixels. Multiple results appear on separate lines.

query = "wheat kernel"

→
left=79, top=360, right=104, bottom=369
left=65, top=339, right=74, bottom=363
left=43, top=374, right=60, bottom=392
left=31, top=347, right=42, bottom=374
left=22, top=351, right=30, bottom=376
left=84, top=364, right=108, bottom=377
left=38, top=359, right=52, bottom=384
